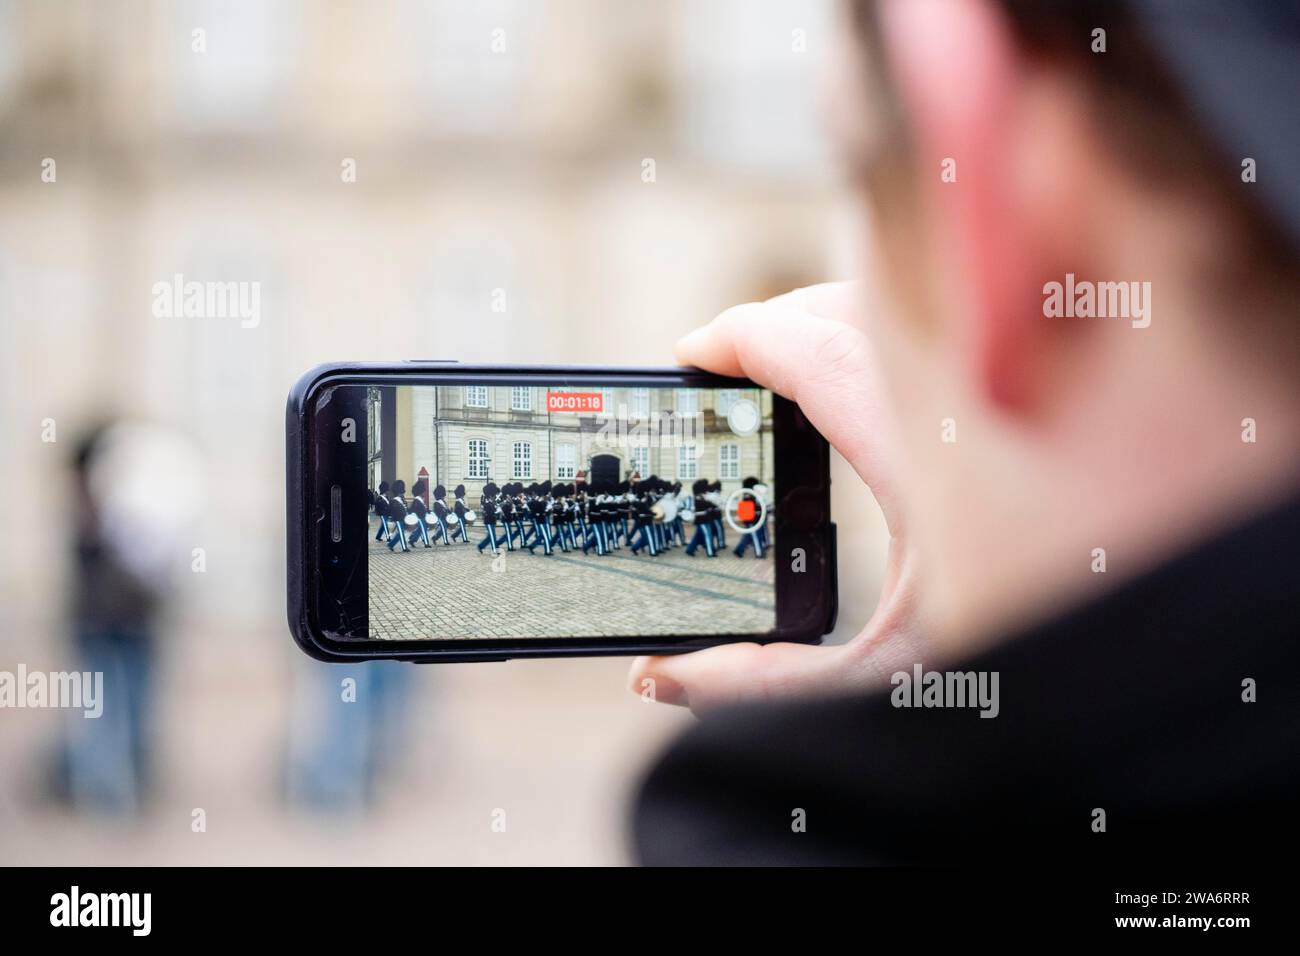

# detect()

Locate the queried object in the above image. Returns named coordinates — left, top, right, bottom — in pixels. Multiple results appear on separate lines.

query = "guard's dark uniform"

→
left=477, top=482, right=501, bottom=554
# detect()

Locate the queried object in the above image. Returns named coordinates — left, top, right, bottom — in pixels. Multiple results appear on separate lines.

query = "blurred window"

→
left=717, top=389, right=739, bottom=416
left=677, top=445, right=698, bottom=480
left=719, top=442, right=740, bottom=480
left=169, top=0, right=300, bottom=130
left=677, top=389, right=699, bottom=416
left=465, top=386, right=488, bottom=408
left=467, top=439, right=489, bottom=478
left=511, top=386, right=533, bottom=411
left=672, top=0, right=833, bottom=176
left=406, top=0, right=539, bottom=137
left=512, top=441, right=532, bottom=479
left=630, top=445, right=650, bottom=477
left=556, top=444, right=576, bottom=478
left=631, top=388, right=650, bottom=418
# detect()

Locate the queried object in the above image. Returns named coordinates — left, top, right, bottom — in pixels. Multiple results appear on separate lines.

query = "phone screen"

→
left=357, top=382, right=776, bottom=640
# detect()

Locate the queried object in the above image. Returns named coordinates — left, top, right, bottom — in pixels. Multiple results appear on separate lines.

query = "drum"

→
left=651, top=503, right=666, bottom=521
left=425, top=515, right=439, bottom=526
left=464, top=510, right=478, bottom=525
left=446, top=512, right=460, bottom=525
left=680, top=509, right=696, bottom=524
left=403, top=514, right=419, bottom=527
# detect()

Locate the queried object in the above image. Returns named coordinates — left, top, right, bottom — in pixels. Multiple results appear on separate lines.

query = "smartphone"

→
left=286, top=362, right=836, bottom=662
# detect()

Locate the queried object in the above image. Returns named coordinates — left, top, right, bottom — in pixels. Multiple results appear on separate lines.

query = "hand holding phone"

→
left=286, top=353, right=838, bottom=662
left=629, top=283, right=927, bottom=713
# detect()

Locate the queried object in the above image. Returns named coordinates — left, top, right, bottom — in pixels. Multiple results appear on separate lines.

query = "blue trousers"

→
left=387, top=524, right=410, bottom=551
left=583, top=521, right=607, bottom=554
left=524, top=518, right=553, bottom=555
left=685, top=523, right=716, bottom=557
left=734, top=525, right=768, bottom=558
left=630, top=524, right=659, bottom=555
left=411, top=518, right=433, bottom=547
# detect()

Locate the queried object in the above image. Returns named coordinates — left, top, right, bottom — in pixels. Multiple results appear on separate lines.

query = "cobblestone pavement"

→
left=368, top=518, right=775, bottom=639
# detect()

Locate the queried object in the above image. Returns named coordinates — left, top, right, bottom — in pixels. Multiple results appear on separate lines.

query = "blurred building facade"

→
left=0, top=0, right=841, bottom=636
left=0, top=0, right=884, bottom=866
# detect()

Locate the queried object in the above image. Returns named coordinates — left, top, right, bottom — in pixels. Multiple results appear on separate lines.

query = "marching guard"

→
left=733, top=476, right=769, bottom=558
left=477, top=482, right=502, bottom=554
left=377, top=469, right=769, bottom=565
left=684, top=478, right=718, bottom=557
left=431, top=483, right=454, bottom=546
left=385, top=479, right=412, bottom=552
left=373, top=481, right=391, bottom=541
left=452, top=484, right=471, bottom=543
left=408, top=479, right=435, bottom=548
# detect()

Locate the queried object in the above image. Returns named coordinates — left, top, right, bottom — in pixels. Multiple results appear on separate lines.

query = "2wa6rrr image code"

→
left=365, top=383, right=777, bottom=640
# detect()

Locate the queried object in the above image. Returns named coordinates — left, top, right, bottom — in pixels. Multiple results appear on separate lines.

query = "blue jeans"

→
left=289, top=661, right=413, bottom=813
left=66, top=626, right=154, bottom=814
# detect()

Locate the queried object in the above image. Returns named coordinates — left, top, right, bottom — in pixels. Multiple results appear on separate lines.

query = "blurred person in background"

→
left=286, top=661, right=414, bottom=814
left=631, top=0, right=1300, bottom=863
left=50, top=421, right=200, bottom=814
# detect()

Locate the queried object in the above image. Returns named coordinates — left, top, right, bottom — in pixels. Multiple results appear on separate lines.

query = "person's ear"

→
left=879, top=0, right=1085, bottom=412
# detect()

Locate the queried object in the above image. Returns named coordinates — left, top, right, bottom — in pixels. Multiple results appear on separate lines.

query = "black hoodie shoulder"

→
left=634, top=491, right=1300, bottom=865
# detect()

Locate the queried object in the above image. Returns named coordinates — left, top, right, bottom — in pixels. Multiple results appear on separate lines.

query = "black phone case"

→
left=286, top=361, right=837, bottom=662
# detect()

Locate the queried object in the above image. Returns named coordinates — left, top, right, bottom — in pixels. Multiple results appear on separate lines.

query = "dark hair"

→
left=850, top=0, right=1300, bottom=304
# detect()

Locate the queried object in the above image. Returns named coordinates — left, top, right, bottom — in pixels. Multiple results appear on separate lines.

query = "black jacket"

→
left=634, top=491, right=1300, bottom=865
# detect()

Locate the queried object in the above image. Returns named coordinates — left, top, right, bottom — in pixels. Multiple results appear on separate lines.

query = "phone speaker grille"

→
left=330, top=485, right=343, bottom=542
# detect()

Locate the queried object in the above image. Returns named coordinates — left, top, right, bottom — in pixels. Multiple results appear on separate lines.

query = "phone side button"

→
left=406, top=358, right=459, bottom=363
